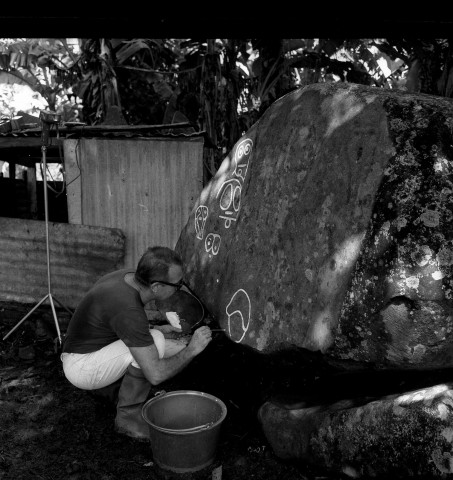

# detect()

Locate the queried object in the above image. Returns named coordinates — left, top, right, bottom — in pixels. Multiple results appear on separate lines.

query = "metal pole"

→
left=48, top=293, right=62, bottom=344
left=2, top=112, right=68, bottom=345
left=42, top=145, right=52, bottom=295
left=2, top=294, right=49, bottom=340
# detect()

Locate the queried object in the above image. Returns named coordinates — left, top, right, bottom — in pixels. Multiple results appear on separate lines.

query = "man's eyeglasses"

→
left=151, top=279, right=185, bottom=290
left=149, top=279, right=214, bottom=331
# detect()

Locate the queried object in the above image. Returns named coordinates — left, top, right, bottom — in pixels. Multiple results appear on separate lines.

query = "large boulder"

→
left=259, top=382, right=453, bottom=478
left=176, top=82, right=453, bottom=369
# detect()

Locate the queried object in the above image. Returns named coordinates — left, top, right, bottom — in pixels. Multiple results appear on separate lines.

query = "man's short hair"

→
left=135, top=246, right=182, bottom=286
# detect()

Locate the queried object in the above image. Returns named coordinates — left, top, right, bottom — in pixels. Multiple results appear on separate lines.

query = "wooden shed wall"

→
left=64, top=137, right=203, bottom=268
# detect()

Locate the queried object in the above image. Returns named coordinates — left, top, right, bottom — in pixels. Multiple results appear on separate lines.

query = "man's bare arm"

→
left=129, top=325, right=212, bottom=385
left=153, top=323, right=182, bottom=339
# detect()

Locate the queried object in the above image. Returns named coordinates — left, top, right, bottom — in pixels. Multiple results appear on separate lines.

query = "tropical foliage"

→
left=1, top=38, right=452, bottom=178
left=0, top=38, right=82, bottom=121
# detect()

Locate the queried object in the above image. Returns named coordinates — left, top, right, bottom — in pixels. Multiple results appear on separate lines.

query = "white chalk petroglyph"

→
left=217, top=178, right=242, bottom=229
left=205, top=233, right=221, bottom=255
left=233, top=138, right=253, bottom=181
left=195, top=205, right=209, bottom=239
left=226, top=289, right=251, bottom=343
left=216, top=137, right=253, bottom=230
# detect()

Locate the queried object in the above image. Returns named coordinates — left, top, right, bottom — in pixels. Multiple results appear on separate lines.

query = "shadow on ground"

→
left=0, top=312, right=345, bottom=480
left=5, top=306, right=452, bottom=479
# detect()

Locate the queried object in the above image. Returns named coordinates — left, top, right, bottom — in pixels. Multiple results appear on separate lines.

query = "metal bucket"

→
left=142, top=390, right=227, bottom=473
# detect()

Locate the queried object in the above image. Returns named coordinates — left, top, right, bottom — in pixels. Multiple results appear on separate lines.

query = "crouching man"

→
left=60, top=246, right=212, bottom=440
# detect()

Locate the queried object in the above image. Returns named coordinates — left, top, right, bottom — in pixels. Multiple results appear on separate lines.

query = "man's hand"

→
left=131, top=327, right=212, bottom=385
left=187, top=326, right=212, bottom=355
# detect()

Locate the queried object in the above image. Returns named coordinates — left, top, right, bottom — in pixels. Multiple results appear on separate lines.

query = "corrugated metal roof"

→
left=0, top=217, right=125, bottom=309
left=0, top=122, right=207, bottom=141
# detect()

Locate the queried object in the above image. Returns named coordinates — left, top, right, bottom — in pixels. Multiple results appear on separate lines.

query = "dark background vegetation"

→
left=2, top=12, right=453, bottom=179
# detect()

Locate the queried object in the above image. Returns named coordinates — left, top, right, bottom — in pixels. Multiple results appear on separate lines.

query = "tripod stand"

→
left=3, top=111, right=72, bottom=346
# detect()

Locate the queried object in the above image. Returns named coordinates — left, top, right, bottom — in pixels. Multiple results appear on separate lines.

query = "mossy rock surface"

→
left=259, top=382, right=453, bottom=478
left=177, top=82, right=453, bottom=369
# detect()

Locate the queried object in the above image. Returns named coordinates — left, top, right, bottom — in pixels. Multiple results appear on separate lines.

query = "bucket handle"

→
left=167, top=421, right=215, bottom=434
left=154, top=390, right=166, bottom=397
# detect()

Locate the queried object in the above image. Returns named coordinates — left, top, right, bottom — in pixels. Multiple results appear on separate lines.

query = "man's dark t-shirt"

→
left=62, top=269, right=154, bottom=354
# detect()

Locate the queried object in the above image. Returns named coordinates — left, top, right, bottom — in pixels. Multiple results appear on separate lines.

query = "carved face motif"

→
left=195, top=205, right=209, bottom=240
left=205, top=233, right=221, bottom=255
left=217, top=179, right=242, bottom=229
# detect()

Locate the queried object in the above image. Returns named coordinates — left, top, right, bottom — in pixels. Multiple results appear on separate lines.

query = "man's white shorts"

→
left=61, top=330, right=187, bottom=390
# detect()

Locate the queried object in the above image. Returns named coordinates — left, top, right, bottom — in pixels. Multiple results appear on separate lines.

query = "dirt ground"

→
left=0, top=306, right=346, bottom=480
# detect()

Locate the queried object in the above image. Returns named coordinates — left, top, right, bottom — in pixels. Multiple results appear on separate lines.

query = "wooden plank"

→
left=13, top=155, right=61, bottom=168
left=60, top=122, right=191, bottom=133
left=9, top=161, right=15, bottom=179
left=19, top=156, right=62, bottom=162
left=63, top=139, right=82, bottom=224
left=26, top=165, right=38, bottom=218
left=0, top=137, right=63, bottom=149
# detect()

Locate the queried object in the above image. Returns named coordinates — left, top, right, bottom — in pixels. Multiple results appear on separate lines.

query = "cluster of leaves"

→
left=376, top=38, right=453, bottom=96
left=0, top=38, right=82, bottom=121
left=1, top=37, right=453, bottom=177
